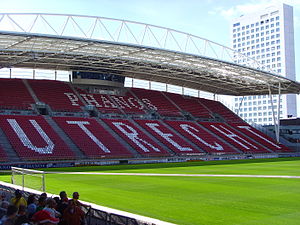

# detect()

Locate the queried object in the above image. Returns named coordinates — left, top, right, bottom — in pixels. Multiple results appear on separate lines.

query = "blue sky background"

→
left=1, top=0, right=299, bottom=79
left=1, top=0, right=300, bottom=113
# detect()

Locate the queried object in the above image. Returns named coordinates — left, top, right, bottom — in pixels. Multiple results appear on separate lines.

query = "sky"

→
left=1, top=0, right=299, bottom=77
left=1, top=0, right=299, bottom=112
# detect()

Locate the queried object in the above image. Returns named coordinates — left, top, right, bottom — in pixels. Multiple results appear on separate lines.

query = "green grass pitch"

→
left=1, top=158, right=300, bottom=225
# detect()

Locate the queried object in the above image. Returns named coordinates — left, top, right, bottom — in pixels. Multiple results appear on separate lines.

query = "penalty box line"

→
left=47, top=172, right=300, bottom=179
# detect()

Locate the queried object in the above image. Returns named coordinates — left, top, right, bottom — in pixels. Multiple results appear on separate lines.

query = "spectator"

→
left=71, top=192, right=90, bottom=209
left=41, top=193, right=48, bottom=199
left=57, top=191, right=68, bottom=217
left=59, top=192, right=67, bottom=202
left=43, top=198, right=61, bottom=219
left=62, top=201, right=85, bottom=225
left=32, top=209, right=59, bottom=225
left=0, top=201, right=9, bottom=210
left=0, top=204, right=18, bottom=225
left=0, top=201, right=9, bottom=221
left=36, top=196, right=47, bottom=212
left=0, top=193, right=6, bottom=202
left=14, top=205, right=30, bottom=225
left=10, top=190, right=27, bottom=208
left=53, top=197, right=60, bottom=205
left=27, top=194, right=37, bottom=219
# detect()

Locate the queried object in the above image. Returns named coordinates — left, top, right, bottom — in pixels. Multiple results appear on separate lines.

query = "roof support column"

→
left=276, top=82, right=281, bottom=142
left=268, top=85, right=279, bottom=142
left=237, top=96, right=245, bottom=116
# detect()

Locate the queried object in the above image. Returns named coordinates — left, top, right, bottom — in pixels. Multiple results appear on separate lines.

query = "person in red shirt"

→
left=62, top=200, right=85, bottom=225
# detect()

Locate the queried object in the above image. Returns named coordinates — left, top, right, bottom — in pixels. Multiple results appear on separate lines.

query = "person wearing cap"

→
left=31, top=209, right=59, bottom=224
left=10, top=190, right=27, bottom=208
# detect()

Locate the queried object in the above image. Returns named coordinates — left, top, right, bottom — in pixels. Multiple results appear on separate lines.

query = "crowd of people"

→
left=0, top=189, right=90, bottom=225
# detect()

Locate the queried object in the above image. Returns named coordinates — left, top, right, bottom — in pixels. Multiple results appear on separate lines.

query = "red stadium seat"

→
left=0, top=115, right=75, bottom=160
left=0, top=78, right=34, bottom=110
left=229, top=122, right=292, bottom=152
left=77, top=88, right=122, bottom=114
left=131, top=88, right=182, bottom=117
left=0, top=145, right=8, bottom=162
left=165, top=120, right=238, bottom=154
left=79, top=89, right=145, bottom=114
left=199, top=122, right=270, bottom=153
left=110, top=92, right=146, bottom=114
left=0, top=79, right=291, bottom=163
left=135, top=119, right=203, bottom=155
left=28, top=79, right=84, bottom=112
left=102, top=118, right=170, bottom=157
left=198, top=98, right=243, bottom=122
left=53, top=117, right=133, bottom=158
left=164, top=93, right=212, bottom=119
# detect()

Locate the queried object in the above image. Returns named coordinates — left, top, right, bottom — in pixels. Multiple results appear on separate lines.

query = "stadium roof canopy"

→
left=0, top=13, right=299, bottom=96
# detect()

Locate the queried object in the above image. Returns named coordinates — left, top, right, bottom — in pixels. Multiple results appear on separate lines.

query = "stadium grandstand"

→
left=0, top=13, right=299, bottom=225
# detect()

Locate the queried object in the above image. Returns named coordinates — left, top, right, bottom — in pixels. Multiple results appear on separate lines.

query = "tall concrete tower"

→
left=231, top=3, right=297, bottom=125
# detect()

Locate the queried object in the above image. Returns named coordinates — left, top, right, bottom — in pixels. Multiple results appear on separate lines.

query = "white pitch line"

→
left=48, top=172, right=300, bottom=179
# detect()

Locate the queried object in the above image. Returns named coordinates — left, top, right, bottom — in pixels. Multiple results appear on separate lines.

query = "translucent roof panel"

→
left=0, top=13, right=299, bottom=96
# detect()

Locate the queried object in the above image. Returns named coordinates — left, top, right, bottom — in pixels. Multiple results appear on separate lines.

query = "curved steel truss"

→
left=0, top=13, right=299, bottom=96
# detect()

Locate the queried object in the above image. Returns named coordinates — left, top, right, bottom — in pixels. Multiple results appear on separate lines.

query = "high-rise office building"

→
left=231, top=3, right=297, bottom=125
